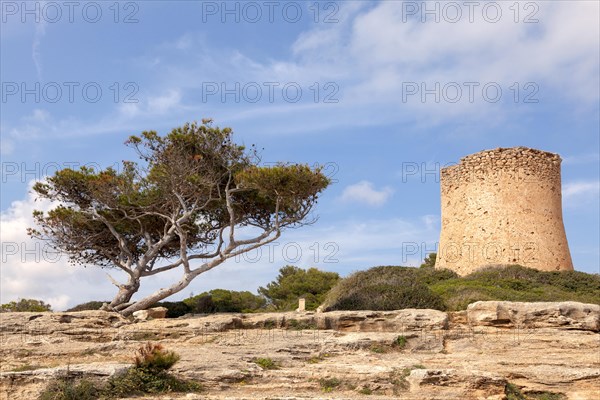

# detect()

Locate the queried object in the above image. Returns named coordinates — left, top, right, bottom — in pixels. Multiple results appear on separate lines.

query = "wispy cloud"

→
left=563, top=180, right=599, bottom=206
left=32, top=10, right=48, bottom=80
left=340, top=181, right=393, bottom=207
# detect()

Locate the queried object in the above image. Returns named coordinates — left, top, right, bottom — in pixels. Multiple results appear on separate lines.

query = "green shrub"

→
left=358, top=386, right=373, bottom=395
left=38, top=378, right=100, bottom=400
left=392, top=335, right=407, bottom=349
left=184, top=289, right=266, bottom=313
left=253, top=357, right=279, bottom=370
left=107, top=367, right=202, bottom=396
left=505, top=382, right=526, bottom=400
left=419, top=253, right=437, bottom=268
left=38, top=344, right=201, bottom=399
left=258, top=265, right=340, bottom=311
left=1, top=298, right=52, bottom=312
left=431, top=265, right=600, bottom=310
left=134, top=343, right=180, bottom=372
left=66, top=301, right=107, bottom=312
left=325, top=261, right=599, bottom=312
left=322, top=266, right=448, bottom=311
left=318, top=377, right=342, bottom=392
left=152, top=301, right=191, bottom=318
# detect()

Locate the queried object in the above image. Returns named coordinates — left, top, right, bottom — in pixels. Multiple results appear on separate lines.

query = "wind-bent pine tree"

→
left=28, top=120, right=330, bottom=316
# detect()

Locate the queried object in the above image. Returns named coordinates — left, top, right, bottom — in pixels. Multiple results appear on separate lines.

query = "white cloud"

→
left=563, top=180, right=600, bottom=206
left=32, top=17, right=47, bottom=80
left=340, top=181, right=393, bottom=207
left=0, top=181, right=114, bottom=310
left=148, top=90, right=183, bottom=114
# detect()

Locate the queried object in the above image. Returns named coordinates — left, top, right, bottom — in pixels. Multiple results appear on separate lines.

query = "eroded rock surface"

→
left=1, top=302, right=598, bottom=399
left=467, top=301, right=600, bottom=332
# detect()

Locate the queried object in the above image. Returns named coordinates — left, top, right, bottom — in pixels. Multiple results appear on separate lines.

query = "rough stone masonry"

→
left=435, top=147, right=574, bottom=275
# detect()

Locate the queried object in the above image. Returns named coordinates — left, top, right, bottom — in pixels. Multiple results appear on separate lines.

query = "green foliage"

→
left=134, top=343, right=180, bottom=372
left=38, top=378, right=101, bottom=400
left=152, top=301, right=192, bottom=318
left=38, top=345, right=201, bottom=399
left=1, top=298, right=52, bottom=312
left=318, top=377, right=342, bottom=392
left=253, top=357, right=279, bottom=370
left=66, top=301, right=106, bottom=312
left=420, top=252, right=437, bottom=268
left=258, top=265, right=340, bottom=311
left=184, top=289, right=266, bottom=313
left=322, top=266, right=448, bottom=311
left=431, top=265, right=600, bottom=310
left=324, top=264, right=600, bottom=312
left=506, top=382, right=526, bottom=400
left=369, top=344, right=387, bottom=353
left=106, top=367, right=202, bottom=397
left=358, top=386, right=373, bottom=395
left=392, top=335, right=407, bottom=349
left=287, top=319, right=317, bottom=330
left=389, top=366, right=423, bottom=394
left=28, top=120, right=330, bottom=314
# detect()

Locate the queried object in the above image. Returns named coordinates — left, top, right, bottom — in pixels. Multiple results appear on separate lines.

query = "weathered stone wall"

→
left=435, top=147, right=573, bottom=275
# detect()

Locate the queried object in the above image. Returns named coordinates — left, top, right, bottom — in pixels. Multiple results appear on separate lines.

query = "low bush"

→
left=66, top=301, right=107, bottom=312
left=318, top=377, right=342, bottom=392
left=253, top=357, right=279, bottom=370
left=322, top=266, right=448, bottom=311
left=259, top=266, right=340, bottom=311
left=134, top=343, right=180, bottom=372
left=38, top=378, right=100, bottom=400
left=323, top=262, right=599, bottom=312
left=37, top=344, right=202, bottom=399
left=152, top=301, right=191, bottom=318
left=1, top=298, right=52, bottom=312
left=184, top=289, right=266, bottom=313
left=431, top=265, right=600, bottom=310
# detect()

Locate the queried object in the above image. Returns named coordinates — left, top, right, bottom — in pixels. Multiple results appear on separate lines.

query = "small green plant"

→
left=287, top=319, right=317, bottom=330
left=370, top=344, right=387, bottom=353
left=358, top=386, right=373, bottom=395
left=253, top=357, right=279, bottom=370
left=390, top=367, right=417, bottom=394
left=392, top=335, right=407, bottom=349
left=505, top=382, right=526, bottom=400
left=38, top=378, right=100, bottom=400
left=38, top=345, right=201, bottom=399
left=134, top=342, right=180, bottom=372
left=318, top=377, right=342, bottom=392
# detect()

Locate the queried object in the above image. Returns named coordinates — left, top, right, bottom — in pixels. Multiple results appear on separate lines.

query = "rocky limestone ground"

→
left=0, top=301, right=598, bottom=400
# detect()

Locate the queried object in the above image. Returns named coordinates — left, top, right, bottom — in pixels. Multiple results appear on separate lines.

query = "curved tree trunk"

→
left=119, top=262, right=221, bottom=316
left=102, top=276, right=140, bottom=312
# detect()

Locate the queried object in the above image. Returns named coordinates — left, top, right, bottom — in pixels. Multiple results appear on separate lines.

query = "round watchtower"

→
left=435, top=147, right=574, bottom=275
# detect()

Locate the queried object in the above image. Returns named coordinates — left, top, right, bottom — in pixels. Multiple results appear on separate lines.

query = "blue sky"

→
left=1, top=1, right=599, bottom=310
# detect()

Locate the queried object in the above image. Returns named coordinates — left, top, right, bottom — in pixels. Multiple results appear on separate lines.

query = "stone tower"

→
left=435, top=147, right=574, bottom=275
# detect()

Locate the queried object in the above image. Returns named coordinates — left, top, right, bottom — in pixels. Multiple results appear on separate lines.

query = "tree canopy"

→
left=258, top=265, right=340, bottom=310
left=1, top=299, right=52, bottom=312
left=29, top=120, right=330, bottom=316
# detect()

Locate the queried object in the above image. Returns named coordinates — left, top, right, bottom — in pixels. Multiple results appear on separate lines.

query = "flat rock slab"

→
left=467, top=301, right=600, bottom=331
